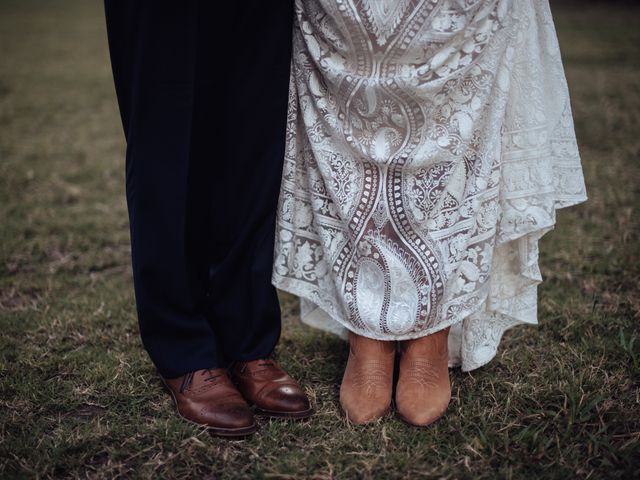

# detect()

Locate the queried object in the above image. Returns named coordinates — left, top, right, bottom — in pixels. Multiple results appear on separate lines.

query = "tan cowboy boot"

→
left=340, top=331, right=395, bottom=424
left=396, top=327, right=451, bottom=427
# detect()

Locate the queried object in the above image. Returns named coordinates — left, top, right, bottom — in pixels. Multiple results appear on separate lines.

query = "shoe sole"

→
left=160, top=378, right=258, bottom=438
left=253, top=406, right=314, bottom=419
left=339, top=404, right=392, bottom=425
left=395, top=408, right=447, bottom=429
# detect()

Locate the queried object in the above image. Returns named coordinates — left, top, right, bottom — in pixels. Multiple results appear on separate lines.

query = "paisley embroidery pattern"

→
left=273, top=0, right=587, bottom=371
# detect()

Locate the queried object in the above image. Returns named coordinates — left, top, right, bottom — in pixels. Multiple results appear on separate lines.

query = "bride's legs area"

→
left=340, top=328, right=451, bottom=427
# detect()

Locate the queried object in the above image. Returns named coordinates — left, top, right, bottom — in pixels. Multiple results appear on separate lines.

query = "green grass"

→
left=1, top=1, right=639, bottom=478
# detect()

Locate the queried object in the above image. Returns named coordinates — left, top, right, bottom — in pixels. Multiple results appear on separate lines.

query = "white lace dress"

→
left=272, top=0, right=587, bottom=371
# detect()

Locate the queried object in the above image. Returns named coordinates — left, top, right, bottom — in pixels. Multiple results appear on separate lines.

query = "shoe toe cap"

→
left=261, top=384, right=311, bottom=413
left=197, top=402, right=255, bottom=429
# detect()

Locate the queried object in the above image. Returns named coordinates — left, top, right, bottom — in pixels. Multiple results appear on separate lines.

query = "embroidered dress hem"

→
left=272, top=0, right=587, bottom=372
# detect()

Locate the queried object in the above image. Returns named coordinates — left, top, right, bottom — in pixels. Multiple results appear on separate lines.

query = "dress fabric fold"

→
left=272, top=0, right=587, bottom=371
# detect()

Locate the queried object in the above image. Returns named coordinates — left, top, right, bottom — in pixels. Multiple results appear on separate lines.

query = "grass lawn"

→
left=1, top=1, right=639, bottom=478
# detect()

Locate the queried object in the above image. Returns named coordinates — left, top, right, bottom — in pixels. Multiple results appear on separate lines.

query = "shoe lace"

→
left=179, top=369, right=221, bottom=393
left=238, top=356, right=277, bottom=374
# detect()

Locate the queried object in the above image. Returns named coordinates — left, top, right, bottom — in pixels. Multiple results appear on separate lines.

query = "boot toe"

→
left=340, top=390, right=390, bottom=424
left=397, top=406, right=448, bottom=427
left=396, top=392, right=450, bottom=427
left=341, top=402, right=390, bottom=424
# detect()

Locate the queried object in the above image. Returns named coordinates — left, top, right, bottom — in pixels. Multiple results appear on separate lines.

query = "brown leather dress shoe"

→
left=231, top=359, right=313, bottom=418
left=395, top=327, right=451, bottom=427
left=339, top=331, right=395, bottom=424
left=161, top=368, right=257, bottom=437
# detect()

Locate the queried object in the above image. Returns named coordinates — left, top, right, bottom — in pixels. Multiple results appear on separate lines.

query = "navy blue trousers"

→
left=104, top=1, right=293, bottom=378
